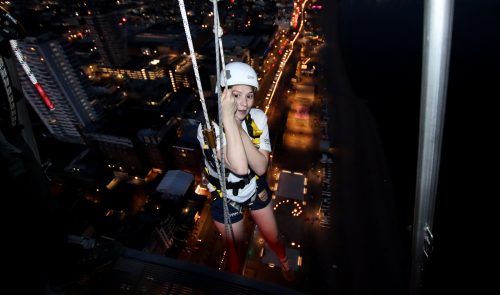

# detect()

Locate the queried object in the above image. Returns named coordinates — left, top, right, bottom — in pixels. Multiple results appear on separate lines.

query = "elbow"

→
left=229, top=160, right=248, bottom=176
left=252, top=159, right=269, bottom=176
left=232, top=165, right=248, bottom=176
left=255, top=157, right=269, bottom=176
left=254, top=167, right=267, bottom=177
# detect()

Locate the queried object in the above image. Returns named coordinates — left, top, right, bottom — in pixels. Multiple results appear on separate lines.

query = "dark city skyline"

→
left=1, top=0, right=497, bottom=294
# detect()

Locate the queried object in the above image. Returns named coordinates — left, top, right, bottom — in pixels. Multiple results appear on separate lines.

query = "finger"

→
left=223, top=91, right=232, bottom=105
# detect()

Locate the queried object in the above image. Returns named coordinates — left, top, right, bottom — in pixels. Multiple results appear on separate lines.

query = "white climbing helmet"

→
left=220, top=62, right=259, bottom=90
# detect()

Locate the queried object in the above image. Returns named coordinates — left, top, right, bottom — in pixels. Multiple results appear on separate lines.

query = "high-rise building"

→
left=15, top=33, right=103, bottom=144
left=137, top=127, right=170, bottom=171
left=83, top=1, right=129, bottom=67
left=85, top=132, right=147, bottom=174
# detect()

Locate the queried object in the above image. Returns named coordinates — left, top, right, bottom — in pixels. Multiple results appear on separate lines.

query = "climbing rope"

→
left=211, top=0, right=236, bottom=251
left=177, top=0, right=224, bottom=187
left=177, top=0, right=236, bottom=259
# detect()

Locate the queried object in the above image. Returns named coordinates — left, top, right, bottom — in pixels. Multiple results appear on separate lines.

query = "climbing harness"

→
left=205, top=167, right=257, bottom=197
left=200, top=111, right=264, bottom=194
left=244, top=114, right=263, bottom=146
left=202, top=112, right=268, bottom=222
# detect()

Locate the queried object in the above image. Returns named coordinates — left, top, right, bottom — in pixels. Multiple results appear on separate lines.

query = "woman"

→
left=197, top=62, right=294, bottom=281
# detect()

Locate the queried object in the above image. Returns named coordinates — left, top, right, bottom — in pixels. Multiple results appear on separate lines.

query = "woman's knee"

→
left=261, top=230, right=280, bottom=245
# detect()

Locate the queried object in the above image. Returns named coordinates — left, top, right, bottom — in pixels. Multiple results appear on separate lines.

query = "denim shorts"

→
left=211, top=179, right=272, bottom=224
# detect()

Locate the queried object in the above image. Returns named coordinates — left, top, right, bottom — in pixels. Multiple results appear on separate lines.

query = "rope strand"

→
left=177, top=0, right=236, bottom=270
left=212, top=0, right=237, bottom=263
left=177, top=0, right=225, bottom=185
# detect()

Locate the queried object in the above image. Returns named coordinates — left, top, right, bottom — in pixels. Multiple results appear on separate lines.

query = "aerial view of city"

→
left=1, top=0, right=496, bottom=294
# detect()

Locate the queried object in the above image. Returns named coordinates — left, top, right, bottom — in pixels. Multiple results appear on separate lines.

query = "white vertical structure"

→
left=411, top=1, right=454, bottom=294
left=16, top=34, right=103, bottom=144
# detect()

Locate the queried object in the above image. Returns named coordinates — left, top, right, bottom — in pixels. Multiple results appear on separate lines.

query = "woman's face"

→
left=231, top=84, right=255, bottom=121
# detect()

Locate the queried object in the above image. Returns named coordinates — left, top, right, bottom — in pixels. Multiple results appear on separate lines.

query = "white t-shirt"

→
left=197, top=108, right=271, bottom=203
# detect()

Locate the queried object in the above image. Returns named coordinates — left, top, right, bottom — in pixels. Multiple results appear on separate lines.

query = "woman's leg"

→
left=250, top=202, right=286, bottom=261
left=251, top=201, right=294, bottom=281
left=213, top=219, right=246, bottom=274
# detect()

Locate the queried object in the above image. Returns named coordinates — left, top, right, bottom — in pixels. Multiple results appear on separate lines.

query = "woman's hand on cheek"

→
left=221, top=88, right=237, bottom=122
